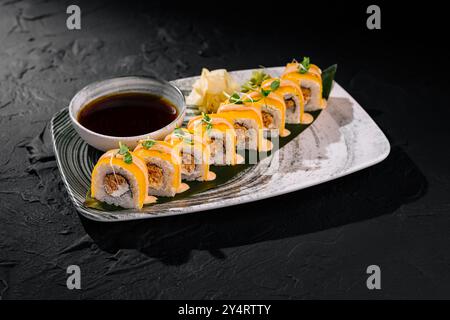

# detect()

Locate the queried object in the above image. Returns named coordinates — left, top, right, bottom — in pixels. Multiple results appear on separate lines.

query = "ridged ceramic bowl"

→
left=69, top=76, right=186, bottom=151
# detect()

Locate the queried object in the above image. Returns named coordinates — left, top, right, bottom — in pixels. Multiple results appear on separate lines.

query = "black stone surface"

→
left=0, top=0, right=448, bottom=299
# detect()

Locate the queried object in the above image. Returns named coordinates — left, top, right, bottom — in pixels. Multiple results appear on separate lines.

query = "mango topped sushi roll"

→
left=244, top=88, right=289, bottom=137
left=217, top=103, right=272, bottom=152
left=165, top=128, right=216, bottom=181
left=261, top=78, right=307, bottom=124
left=90, top=145, right=156, bottom=209
left=282, top=58, right=326, bottom=111
left=187, top=113, right=239, bottom=166
left=134, top=140, right=189, bottom=197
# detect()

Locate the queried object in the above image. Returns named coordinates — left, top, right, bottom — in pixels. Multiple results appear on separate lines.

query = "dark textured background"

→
left=0, top=0, right=449, bottom=299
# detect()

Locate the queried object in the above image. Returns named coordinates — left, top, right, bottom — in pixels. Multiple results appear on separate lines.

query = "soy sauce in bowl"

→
left=78, top=92, right=178, bottom=137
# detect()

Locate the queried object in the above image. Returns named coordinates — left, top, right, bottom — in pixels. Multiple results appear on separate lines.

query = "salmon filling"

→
left=234, top=122, right=250, bottom=143
left=147, top=164, right=163, bottom=188
left=209, top=137, right=225, bottom=158
left=262, top=111, right=274, bottom=128
left=301, top=87, right=311, bottom=103
left=181, top=152, right=196, bottom=174
left=285, top=98, right=295, bottom=109
left=103, top=174, right=129, bottom=196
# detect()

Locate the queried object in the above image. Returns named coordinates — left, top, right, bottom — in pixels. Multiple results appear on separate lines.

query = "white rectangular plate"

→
left=51, top=67, right=390, bottom=221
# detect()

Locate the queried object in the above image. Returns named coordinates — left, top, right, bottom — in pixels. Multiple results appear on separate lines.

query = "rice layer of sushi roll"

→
left=165, top=128, right=215, bottom=181
left=187, top=113, right=239, bottom=166
left=90, top=149, right=155, bottom=209
left=282, top=59, right=326, bottom=111
left=134, top=140, right=189, bottom=197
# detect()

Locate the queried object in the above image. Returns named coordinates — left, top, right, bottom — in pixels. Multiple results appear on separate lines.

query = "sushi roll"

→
left=281, top=58, right=326, bottom=111
left=187, top=113, right=239, bottom=166
left=165, top=128, right=216, bottom=181
left=217, top=103, right=272, bottom=152
left=134, top=140, right=189, bottom=197
left=261, top=78, right=307, bottom=125
left=244, top=89, right=289, bottom=137
left=90, top=146, right=156, bottom=209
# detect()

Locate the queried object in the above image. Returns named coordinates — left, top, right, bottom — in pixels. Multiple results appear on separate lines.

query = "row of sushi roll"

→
left=90, top=58, right=330, bottom=209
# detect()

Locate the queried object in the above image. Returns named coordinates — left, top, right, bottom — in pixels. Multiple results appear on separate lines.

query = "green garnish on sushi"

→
left=298, top=57, right=311, bottom=74
left=241, top=70, right=271, bottom=92
left=174, top=128, right=194, bottom=145
left=261, top=79, right=280, bottom=97
left=228, top=92, right=260, bottom=104
left=230, top=92, right=244, bottom=104
left=270, top=79, right=280, bottom=91
left=201, top=112, right=213, bottom=131
left=118, top=142, right=133, bottom=164
left=142, top=139, right=156, bottom=150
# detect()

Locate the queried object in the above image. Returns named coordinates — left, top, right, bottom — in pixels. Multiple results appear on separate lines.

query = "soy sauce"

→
left=78, top=92, right=178, bottom=137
